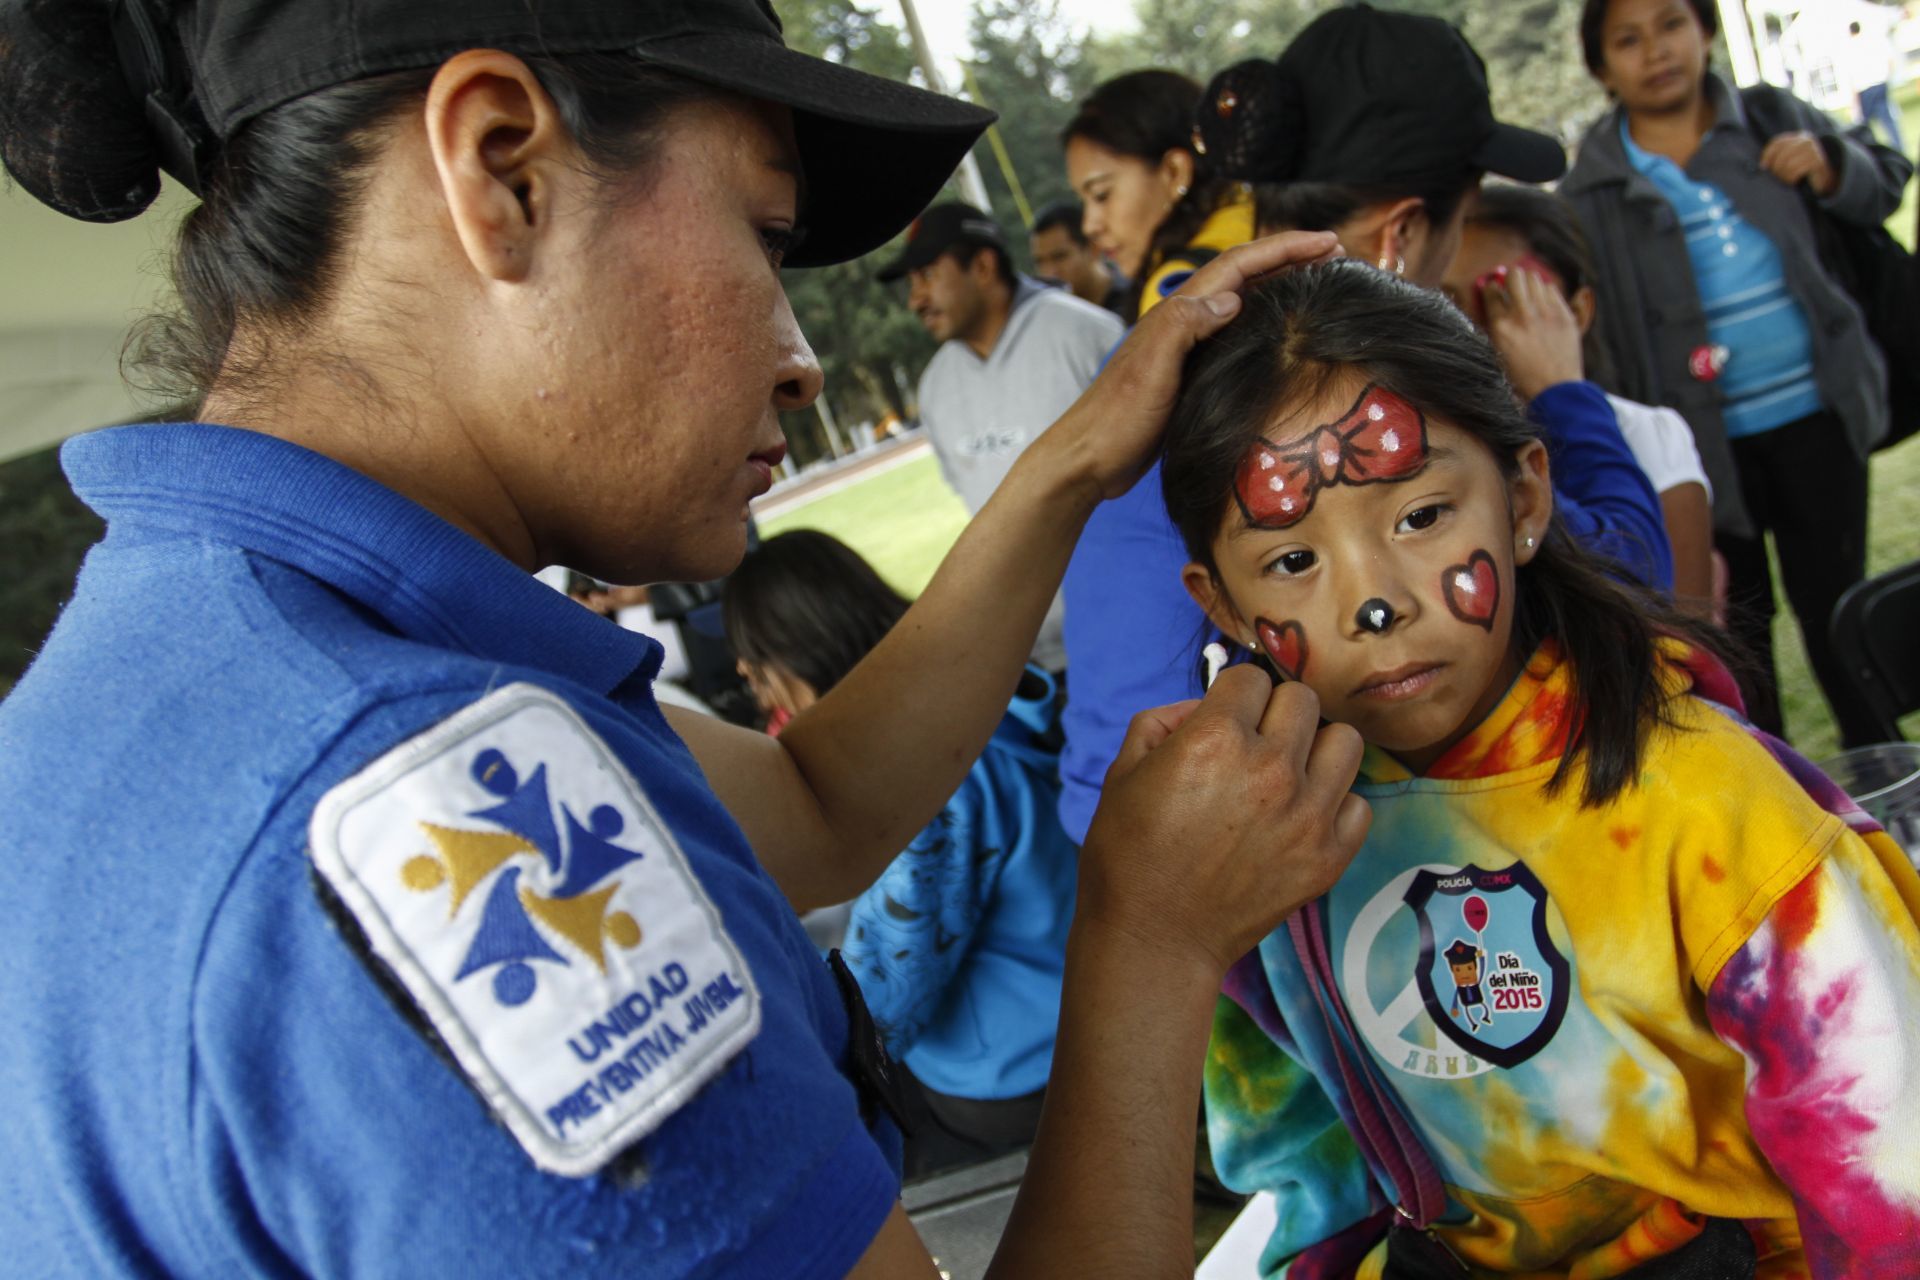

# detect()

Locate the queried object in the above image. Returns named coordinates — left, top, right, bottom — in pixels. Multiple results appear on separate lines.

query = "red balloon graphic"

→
left=1462, top=895, right=1489, bottom=933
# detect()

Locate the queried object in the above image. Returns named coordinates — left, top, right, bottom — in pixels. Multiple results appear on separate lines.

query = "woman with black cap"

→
left=0, top=0, right=1365, bottom=1274
left=1057, top=4, right=1671, bottom=857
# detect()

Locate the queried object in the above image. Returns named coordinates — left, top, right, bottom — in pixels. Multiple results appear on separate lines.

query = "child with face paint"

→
left=1163, top=260, right=1920, bottom=1278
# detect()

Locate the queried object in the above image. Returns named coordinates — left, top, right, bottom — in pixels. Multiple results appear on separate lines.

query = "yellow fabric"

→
left=1136, top=191, right=1256, bottom=319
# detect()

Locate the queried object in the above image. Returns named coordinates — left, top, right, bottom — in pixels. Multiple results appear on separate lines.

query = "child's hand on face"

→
left=1479, top=262, right=1586, bottom=402
left=1078, top=666, right=1371, bottom=976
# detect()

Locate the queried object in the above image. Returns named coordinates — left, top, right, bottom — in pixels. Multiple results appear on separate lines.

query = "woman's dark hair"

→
left=723, top=530, right=911, bottom=697
left=1161, top=259, right=1724, bottom=806
left=1579, top=0, right=1717, bottom=77
left=1189, top=61, right=1478, bottom=246
left=1061, top=69, right=1238, bottom=311
left=125, top=55, right=716, bottom=405
left=1465, top=183, right=1615, bottom=384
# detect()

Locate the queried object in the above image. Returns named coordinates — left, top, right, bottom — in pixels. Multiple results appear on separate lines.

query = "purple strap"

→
left=1288, top=901, right=1448, bottom=1228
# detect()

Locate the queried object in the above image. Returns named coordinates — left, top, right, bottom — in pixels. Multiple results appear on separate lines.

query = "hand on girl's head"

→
left=1477, top=266, right=1586, bottom=401
left=1062, top=230, right=1345, bottom=501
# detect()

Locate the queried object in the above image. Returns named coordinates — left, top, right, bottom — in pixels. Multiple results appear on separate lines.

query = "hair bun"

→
left=0, top=0, right=164, bottom=223
left=1193, top=59, right=1305, bottom=184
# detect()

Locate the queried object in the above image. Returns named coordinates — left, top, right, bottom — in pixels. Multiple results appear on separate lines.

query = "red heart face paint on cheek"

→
left=1256, top=617, right=1308, bottom=682
left=1442, top=549, right=1499, bottom=631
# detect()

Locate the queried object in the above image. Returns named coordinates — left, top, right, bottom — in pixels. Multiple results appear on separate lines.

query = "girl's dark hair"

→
left=128, top=55, right=716, bottom=405
left=1061, top=70, right=1239, bottom=313
left=1161, top=259, right=1723, bottom=807
left=1465, top=183, right=1615, bottom=384
left=722, top=530, right=911, bottom=697
left=1579, top=0, right=1717, bottom=77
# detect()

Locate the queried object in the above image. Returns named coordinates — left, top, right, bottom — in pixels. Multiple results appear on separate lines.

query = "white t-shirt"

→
left=1606, top=393, right=1713, bottom=499
left=916, top=279, right=1125, bottom=671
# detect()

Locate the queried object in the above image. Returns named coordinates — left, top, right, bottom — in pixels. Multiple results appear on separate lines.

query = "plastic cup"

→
left=1816, top=743, right=1920, bottom=864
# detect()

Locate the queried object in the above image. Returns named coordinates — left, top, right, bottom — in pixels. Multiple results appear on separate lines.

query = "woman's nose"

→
left=772, top=293, right=824, bottom=413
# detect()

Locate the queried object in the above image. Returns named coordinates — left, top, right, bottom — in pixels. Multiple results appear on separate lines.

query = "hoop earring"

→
left=1376, top=252, right=1405, bottom=276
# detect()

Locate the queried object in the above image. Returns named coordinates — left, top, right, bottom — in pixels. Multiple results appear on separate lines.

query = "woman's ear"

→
left=423, top=49, right=573, bottom=284
left=1569, top=284, right=1598, bottom=336
left=1509, top=439, right=1554, bottom=565
left=1160, top=146, right=1197, bottom=201
left=1374, top=196, right=1428, bottom=273
left=1182, top=563, right=1250, bottom=642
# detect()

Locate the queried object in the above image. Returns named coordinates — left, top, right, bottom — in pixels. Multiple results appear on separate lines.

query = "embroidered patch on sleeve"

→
left=310, top=683, right=761, bottom=1177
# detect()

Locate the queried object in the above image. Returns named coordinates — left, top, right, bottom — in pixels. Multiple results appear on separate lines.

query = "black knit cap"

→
left=1194, top=3, right=1564, bottom=190
left=0, top=0, right=994, bottom=267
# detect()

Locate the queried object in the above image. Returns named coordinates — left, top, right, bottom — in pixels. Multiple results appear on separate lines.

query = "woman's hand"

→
left=1760, top=130, right=1838, bottom=197
left=1076, top=666, right=1370, bottom=977
left=1040, top=230, right=1343, bottom=503
left=1482, top=264, right=1587, bottom=402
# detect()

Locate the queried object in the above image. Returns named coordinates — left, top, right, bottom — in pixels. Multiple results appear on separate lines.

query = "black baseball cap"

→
left=0, top=0, right=993, bottom=267
left=1199, top=4, right=1564, bottom=189
left=874, top=202, right=1010, bottom=283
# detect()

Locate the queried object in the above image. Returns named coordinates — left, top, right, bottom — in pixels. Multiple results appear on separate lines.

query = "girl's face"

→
left=737, top=658, right=818, bottom=720
left=1596, top=0, right=1709, bottom=115
left=1183, top=376, right=1552, bottom=772
left=1065, top=135, right=1187, bottom=280
left=1438, top=222, right=1534, bottom=329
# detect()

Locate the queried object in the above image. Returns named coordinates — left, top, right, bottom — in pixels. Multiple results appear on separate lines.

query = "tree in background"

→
left=777, top=0, right=940, bottom=463
left=0, top=447, right=104, bottom=696
left=961, top=0, right=1088, bottom=237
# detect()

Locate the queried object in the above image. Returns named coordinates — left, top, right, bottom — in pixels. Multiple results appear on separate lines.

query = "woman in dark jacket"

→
left=1561, top=0, right=1911, bottom=746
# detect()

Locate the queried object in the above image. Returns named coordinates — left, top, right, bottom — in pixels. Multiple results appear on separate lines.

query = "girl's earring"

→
left=1523, top=535, right=1537, bottom=552
left=1375, top=253, right=1406, bottom=276
left=1175, top=183, right=1190, bottom=198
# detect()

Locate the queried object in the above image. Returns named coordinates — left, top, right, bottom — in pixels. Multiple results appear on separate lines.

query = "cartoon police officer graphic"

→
left=1443, top=938, right=1491, bottom=1030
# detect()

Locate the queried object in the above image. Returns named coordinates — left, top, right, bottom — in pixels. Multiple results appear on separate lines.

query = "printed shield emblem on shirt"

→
left=1402, top=863, right=1569, bottom=1070
left=311, top=683, right=761, bottom=1178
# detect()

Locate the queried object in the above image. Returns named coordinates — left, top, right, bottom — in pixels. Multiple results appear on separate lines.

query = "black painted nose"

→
left=1356, top=598, right=1395, bottom=634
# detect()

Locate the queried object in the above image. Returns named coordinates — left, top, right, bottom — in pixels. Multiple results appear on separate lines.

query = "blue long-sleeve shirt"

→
left=1057, top=380, right=1673, bottom=844
left=841, top=670, right=1078, bottom=1100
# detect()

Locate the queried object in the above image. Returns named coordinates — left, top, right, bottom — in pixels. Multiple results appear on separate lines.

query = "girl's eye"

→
left=1268, top=549, right=1316, bottom=577
left=761, top=226, right=795, bottom=268
left=1397, top=504, right=1447, bottom=534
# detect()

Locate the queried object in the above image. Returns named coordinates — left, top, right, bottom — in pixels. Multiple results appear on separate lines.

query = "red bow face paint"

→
left=1233, top=384, right=1430, bottom=530
left=1256, top=617, right=1308, bottom=682
left=1442, top=549, right=1499, bottom=631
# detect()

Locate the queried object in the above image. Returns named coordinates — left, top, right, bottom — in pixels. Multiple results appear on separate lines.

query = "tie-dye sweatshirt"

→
left=1205, top=639, right=1920, bottom=1278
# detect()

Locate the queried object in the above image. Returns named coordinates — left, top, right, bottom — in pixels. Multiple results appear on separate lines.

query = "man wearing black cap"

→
left=879, top=201, right=1123, bottom=670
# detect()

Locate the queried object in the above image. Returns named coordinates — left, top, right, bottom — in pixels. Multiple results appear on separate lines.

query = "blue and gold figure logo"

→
left=398, top=747, right=646, bottom=1007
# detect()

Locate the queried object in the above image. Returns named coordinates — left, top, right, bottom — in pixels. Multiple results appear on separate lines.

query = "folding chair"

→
left=1829, top=557, right=1920, bottom=744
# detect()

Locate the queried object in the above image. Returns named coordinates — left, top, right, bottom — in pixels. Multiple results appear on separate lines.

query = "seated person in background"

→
left=1442, top=183, right=1719, bottom=615
left=723, top=530, right=1076, bottom=1177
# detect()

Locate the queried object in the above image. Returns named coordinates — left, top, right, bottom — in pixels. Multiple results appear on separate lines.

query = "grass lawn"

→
left=758, top=452, right=969, bottom=597
left=762, top=433, right=1919, bottom=763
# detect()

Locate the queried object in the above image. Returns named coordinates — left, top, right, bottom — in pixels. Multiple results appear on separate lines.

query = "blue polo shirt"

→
left=0, top=423, right=898, bottom=1277
left=1620, top=118, right=1825, bottom=437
